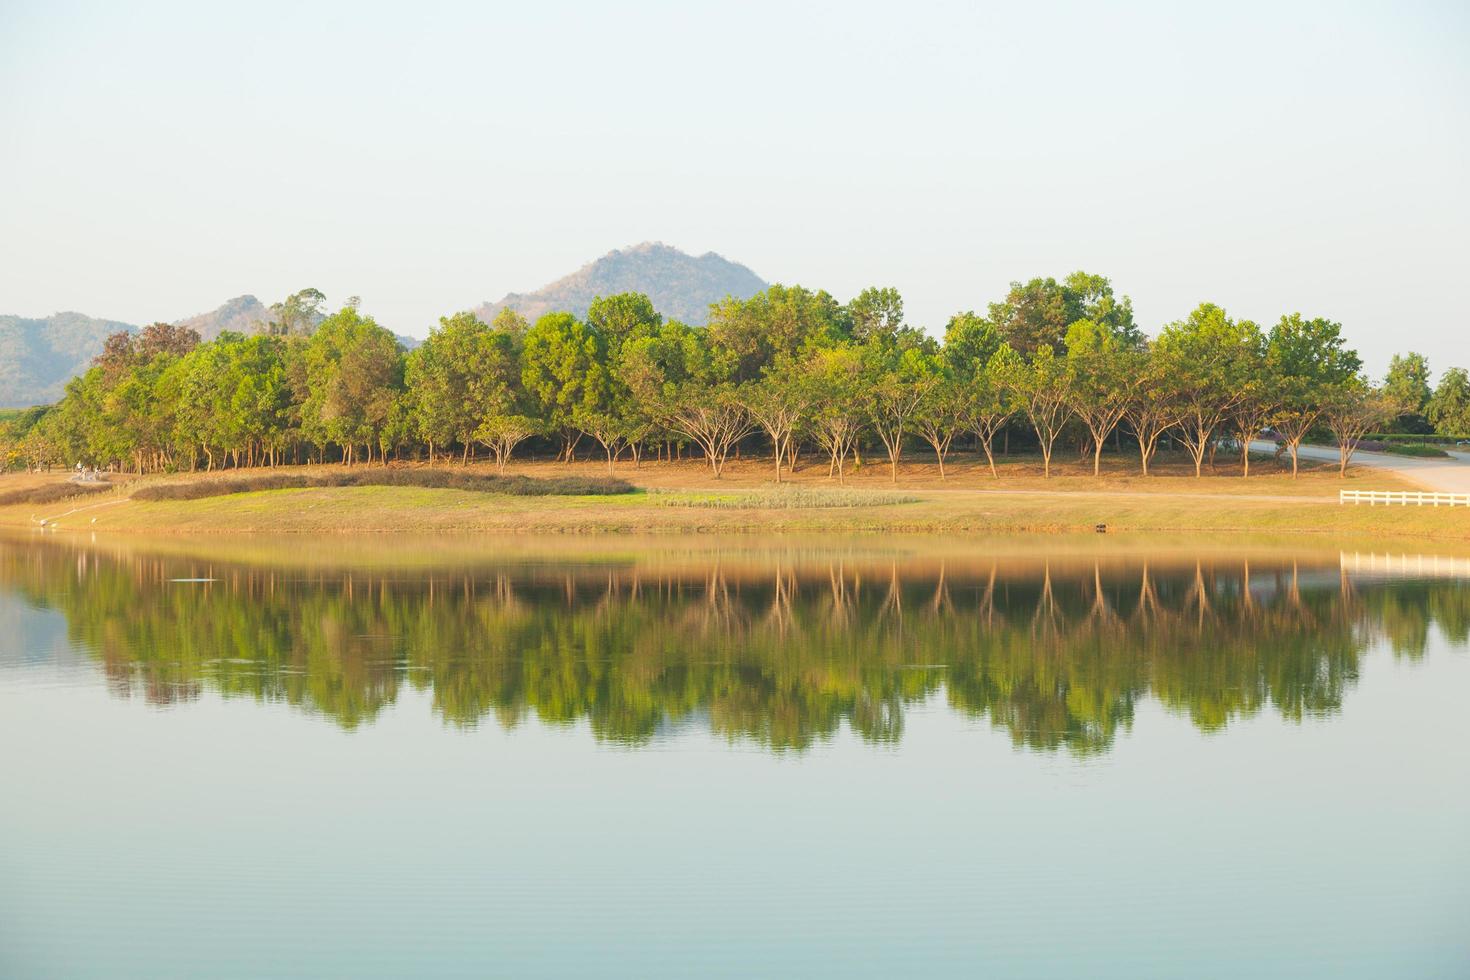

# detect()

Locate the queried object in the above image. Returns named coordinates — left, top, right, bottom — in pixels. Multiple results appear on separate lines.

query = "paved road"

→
left=1250, top=441, right=1470, bottom=493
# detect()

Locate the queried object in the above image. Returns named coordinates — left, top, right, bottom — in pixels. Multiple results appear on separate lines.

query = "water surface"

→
left=1, top=534, right=1467, bottom=978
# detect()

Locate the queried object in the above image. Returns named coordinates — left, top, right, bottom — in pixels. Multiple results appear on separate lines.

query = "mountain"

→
left=0, top=312, right=137, bottom=408
left=175, top=295, right=270, bottom=341
left=0, top=243, right=760, bottom=407
left=475, top=242, right=767, bottom=326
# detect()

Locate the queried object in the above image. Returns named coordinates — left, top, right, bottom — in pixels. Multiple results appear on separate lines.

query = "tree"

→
left=267, top=288, right=326, bottom=337
left=864, top=332, right=939, bottom=483
left=1065, top=319, right=1132, bottom=477
left=1267, top=313, right=1361, bottom=477
left=705, top=284, right=847, bottom=382
left=1155, top=304, right=1259, bottom=477
left=992, top=343, right=1072, bottom=478
left=1230, top=350, right=1277, bottom=478
left=740, top=355, right=810, bottom=483
left=1120, top=346, right=1180, bottom=476
left=664, top=385, right=755, bottom=478
left=136, top=322, right=201, bottom=359
left=301, top=307, right=404, bottom=464
left=803, top=344, right=867, bottom=482
left=942, top=311, right=1003, bottom=374
left=1384, top=352, right=1432, bottom=433
left=959, top=353, right=1015, bottom=478
left=847, top=287, right=905, bottom=341
left=985, top=271, right=1138, bottom=354
left=491, top=307, right=530, bottom=340
left=915, top=373, right=966, bottom=479
left=520, top=312, right=608, bottom=461
left=404, top=311, right=516, bottom=464
left=1427, top=367, right=1470, bottom=435
left=1323, top=381, right=1397, bottom=476
left=587, top=292, right=662, bottom=343
left=474, top=415, right=540, bottom=472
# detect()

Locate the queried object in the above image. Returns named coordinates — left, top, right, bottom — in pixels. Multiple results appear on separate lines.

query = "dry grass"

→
left=650, top=486, right=919, bottom=509
left=2, top=449, right=1465, bottom=540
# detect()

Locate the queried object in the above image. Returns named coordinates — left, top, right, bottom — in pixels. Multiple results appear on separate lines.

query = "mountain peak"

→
left=476, top=243, right=767, bottom=326
left=174, top=295, right=268, bottom=341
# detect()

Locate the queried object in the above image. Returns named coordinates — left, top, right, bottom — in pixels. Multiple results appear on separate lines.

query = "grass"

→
left=2, top=451, right=1467, bottom=540
left=651, top=486, right=919, bottom=509
left=1379, top=443, right=1451, bottom=458
left=129, top=469, right=633, bottom=501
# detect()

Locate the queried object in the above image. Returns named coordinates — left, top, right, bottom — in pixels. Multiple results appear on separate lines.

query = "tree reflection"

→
left=3, top=541, right=1465, bottom=754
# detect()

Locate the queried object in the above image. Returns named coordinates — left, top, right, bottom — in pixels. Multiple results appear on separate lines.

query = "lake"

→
left=1, top=533, right=1467, bottom=978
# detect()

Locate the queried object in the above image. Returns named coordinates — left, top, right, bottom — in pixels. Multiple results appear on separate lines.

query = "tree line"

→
left=4, top=274, right=1468, bottom=478
left=6, top=543, right=1460, bottom=750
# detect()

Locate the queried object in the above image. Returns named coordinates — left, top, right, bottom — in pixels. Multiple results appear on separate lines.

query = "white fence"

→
left=1341, top=552, right=1470, bottom=579
left=1339, top=490, right=1470, bottom=507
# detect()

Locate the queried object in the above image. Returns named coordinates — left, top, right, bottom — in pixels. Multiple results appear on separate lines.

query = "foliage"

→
left=129, top=469, right=632, bottom=500
left=24, top=276, right=1449, bottom=484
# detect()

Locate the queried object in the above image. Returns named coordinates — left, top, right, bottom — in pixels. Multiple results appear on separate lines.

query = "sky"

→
left=1, top=0, right=1466, bottom=376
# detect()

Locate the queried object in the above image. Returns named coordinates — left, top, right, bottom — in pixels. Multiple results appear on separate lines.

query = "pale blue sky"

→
left=2, top=0, right=1466, bottom=375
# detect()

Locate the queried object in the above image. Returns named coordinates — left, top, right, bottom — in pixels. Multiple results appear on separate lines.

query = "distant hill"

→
left=0, top=244, right=759, bottom=408
left=0, top=296, right=423, bottom=408
left=476, top=242, right=767, bottom=326
left=0, top=312, right=137, bottom=408
left=175, top=295, right=271, bottom=341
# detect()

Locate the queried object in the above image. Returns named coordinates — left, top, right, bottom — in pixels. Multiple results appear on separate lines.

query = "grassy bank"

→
left=1, top=452, right=1466, bottom=540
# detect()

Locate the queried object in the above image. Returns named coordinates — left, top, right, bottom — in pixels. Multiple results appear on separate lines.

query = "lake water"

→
left=1, top=533, right=1467, bottom=979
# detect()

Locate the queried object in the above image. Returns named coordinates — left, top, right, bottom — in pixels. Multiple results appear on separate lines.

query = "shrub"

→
left=0, top=481, right=114, bottom=506
left=1380, top=443, right=1450, bottom=458
left=129, top=469, right=634, bottom=501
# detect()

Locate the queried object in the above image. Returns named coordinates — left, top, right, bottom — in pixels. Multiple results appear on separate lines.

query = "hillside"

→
left=476, top=242, right=766, bottom=326
left=175, top=295, right=270, bottom=341
left=1, top=244, right=762, bottom=407
left=0, top=312, right=137, bottom=408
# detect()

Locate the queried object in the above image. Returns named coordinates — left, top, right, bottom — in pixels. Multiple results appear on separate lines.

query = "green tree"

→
left=474, top=414, right=541, bottom=472
left=706, top=284, right=847, bottom=382
left=266, top=288, right=326, bottom=337
left=803, top=344, right=867, bottom=482
left=406, top=311, right=517, bottom=464
left=1427, top=367, right=1470, bottom=435
left=992, top=343, right=1072, bottom=478
left=864, top=330, right=940, bottom=483
left=960, top=352, right=1015, bottom=478
left=520, top=312, right=608, bottom=461
left=740, top=354, right=811, bottom=483
left=301, top=307, right=404, bottom=464
left=1324, top=380, right=1397, bottom=476
left=1266, top=313, right=1361, bottom=477
left=1155, top=304, right=1260, bottom=477
left=1065, top=319, right=1133, bottom=477
left=1384, top=352, right=1432, bottom=433
left=847, top=287, right=905, bottom=341
left=985, top=271, right=1138, bottom=354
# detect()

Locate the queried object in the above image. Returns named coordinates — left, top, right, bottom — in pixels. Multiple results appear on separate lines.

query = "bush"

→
left=1365, top=433, right=1467, bottom=444
left=0, top=481, right=114, bottom=506
left=129, top=469, right=634, bottom=501
left=1379, top=443, right=1450, bottom=458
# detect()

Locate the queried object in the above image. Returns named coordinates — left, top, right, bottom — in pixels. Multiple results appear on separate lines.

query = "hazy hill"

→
left=476, top=242, right=767, bottom=326
left=175, top=295, right=270, bottom=341
left=0, top=312, right=137, bottom=408
left=0, top=243, right=760, bottom=407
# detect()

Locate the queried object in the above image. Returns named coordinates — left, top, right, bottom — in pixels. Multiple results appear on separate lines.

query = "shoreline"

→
left=2, top=454, right=1468, bottom=543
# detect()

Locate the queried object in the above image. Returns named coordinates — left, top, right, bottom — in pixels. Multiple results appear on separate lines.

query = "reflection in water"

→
left=3, top=538, right=1467, bottom=754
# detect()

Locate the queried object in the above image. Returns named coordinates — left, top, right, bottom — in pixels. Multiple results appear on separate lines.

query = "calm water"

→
left=1, top=533, right=1468, bottom=979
